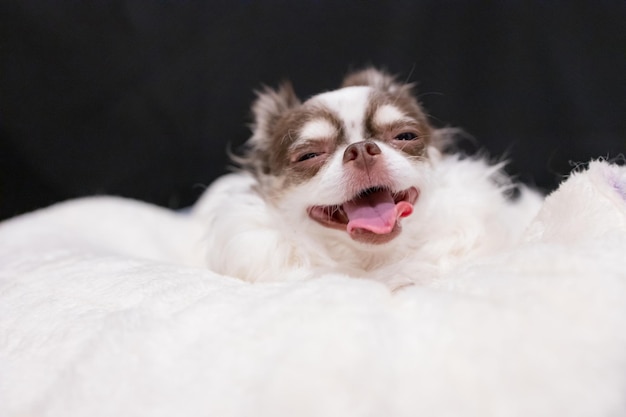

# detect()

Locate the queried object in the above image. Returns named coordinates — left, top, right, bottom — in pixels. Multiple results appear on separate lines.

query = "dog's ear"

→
left=341, top=68, right=412, bottom=94
left=250, top=82, right=300, bottom=145
left=237, top=82, right=300, bottom=177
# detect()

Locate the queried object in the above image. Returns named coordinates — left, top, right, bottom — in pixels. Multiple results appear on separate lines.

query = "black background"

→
left=1, top=1, right=625, bottom=220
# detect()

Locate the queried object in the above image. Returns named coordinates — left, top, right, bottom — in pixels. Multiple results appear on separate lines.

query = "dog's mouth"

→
left=307, top=186, right=419, bottom=244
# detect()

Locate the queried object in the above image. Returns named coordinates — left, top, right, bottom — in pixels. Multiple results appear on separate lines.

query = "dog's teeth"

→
left=359, top=186, right=386, bottom=198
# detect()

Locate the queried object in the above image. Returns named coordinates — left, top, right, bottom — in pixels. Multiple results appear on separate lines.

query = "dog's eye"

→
left=297, top=152, right=321, bottom=162
left=394, top=132, right=418, bottom=141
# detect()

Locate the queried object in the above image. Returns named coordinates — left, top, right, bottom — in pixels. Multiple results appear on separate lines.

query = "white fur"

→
left=299, top=118, right=338, bottom=141
left=193, top=148, right=542, bottom=287
left=373, top=103, right=407, bottom=126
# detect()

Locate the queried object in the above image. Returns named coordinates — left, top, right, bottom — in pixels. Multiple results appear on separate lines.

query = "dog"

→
left=193, top=68, right=542, bottom=287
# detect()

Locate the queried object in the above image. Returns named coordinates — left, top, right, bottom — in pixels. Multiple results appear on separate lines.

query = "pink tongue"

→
left=343, top=189, right=413, bottom=234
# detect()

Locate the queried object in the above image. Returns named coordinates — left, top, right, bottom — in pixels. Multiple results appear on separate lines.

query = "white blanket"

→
left=1, top=161, right=626, bottom=417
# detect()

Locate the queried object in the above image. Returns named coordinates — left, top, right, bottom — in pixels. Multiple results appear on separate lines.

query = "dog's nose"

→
left=343, top=141, right=382, bottom=168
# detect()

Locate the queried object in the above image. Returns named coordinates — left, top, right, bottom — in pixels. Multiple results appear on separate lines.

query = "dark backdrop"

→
left=1, top=1, right=625, bottom=220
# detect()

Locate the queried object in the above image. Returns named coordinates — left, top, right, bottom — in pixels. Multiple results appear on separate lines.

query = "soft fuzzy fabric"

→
left=1, top=161, right=626, bottom=417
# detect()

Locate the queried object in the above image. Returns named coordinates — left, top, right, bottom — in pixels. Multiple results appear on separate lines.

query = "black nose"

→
left=343, top=141, right=381, bottom=169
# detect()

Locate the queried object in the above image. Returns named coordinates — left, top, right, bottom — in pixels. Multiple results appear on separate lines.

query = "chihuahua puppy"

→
left=193, top=69, right=541, bottom=287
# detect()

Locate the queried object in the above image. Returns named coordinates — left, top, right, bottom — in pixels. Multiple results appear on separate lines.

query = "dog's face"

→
left=241, top=69, right=437, bottom=246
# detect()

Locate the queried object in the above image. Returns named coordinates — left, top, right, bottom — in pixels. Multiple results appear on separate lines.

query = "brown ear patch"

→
left=250, top=82, right=301, bottom=144
left=236, top=82, right=301, bottom=177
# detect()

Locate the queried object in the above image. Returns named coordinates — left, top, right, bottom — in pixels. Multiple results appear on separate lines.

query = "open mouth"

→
left=307, top=186, right=419, bottom=244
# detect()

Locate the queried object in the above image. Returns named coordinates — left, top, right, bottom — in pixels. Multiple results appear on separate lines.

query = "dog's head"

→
left=239, top=68, right=440, bottom=245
